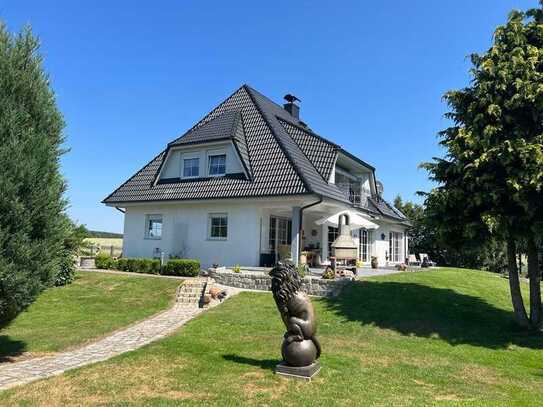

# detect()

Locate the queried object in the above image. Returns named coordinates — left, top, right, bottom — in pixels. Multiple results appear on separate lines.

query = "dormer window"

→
left=208, top=154, right=226, bottom=176
left=183, top=158, right=200, bottom=178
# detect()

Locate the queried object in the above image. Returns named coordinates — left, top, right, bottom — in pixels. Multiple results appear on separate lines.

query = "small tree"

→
left=422, top=4, right=543, bottom=330
left=0, top=23, right=72, bottom=324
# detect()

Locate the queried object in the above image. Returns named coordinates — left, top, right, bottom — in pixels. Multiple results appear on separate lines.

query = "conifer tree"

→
left=0, top=23, right=72, bottom=324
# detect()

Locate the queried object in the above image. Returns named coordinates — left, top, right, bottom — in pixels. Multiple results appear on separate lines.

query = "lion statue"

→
left=269, top=262, right=321, bottom=367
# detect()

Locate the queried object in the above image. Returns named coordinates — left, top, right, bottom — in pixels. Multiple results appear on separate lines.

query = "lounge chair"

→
left=408, top=254, right=420, bottom=266
left=419, top=253, right=436, bottom=267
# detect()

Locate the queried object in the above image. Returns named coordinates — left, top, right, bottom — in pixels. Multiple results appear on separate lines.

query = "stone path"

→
left=0, top=279, right=238, bottom=391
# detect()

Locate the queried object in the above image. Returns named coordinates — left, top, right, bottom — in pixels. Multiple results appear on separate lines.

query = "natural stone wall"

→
left=208, top=268, right=351, bottom=297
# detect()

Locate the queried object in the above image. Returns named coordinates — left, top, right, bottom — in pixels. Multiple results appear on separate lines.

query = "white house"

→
left=103, top=85, right=410, bottom=268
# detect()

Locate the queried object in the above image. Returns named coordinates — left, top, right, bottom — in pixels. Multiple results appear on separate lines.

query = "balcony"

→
left=337, top=182, right=369, bottom=208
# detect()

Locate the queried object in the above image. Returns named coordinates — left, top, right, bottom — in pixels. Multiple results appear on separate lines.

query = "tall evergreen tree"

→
left=422, top=3, right=543, bottom=330
left=0, top=23, right=72, bottom=324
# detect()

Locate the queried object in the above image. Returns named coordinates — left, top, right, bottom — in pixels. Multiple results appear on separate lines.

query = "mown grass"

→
left=2, top=268, right=543, bottom=406
left=0, top=271, right=180, bottom=361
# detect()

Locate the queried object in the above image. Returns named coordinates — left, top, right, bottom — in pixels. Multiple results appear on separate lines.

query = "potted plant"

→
left=371, top=256, right=378, bottom=269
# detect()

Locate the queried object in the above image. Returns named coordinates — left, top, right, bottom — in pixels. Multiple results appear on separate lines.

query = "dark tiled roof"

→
left=103, top=86, right=307, bottom=203
left=244, top=86, right=348, bottom=203
left=368, top=197, right=408, bottom=221
left=278, top=118, right=337, bottom=182
left=168, top=110, right=253, bottom=179
left=169, top=110, right=239, bottom=146
left=103, top=84, right=405, bottom=222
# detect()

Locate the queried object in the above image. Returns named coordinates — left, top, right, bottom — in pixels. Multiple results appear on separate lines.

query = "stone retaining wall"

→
left=208, top=268, right=351, bottom=297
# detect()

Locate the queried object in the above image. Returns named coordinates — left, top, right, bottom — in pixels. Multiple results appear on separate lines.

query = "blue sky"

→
left=2, top=0, right=538, bottom=232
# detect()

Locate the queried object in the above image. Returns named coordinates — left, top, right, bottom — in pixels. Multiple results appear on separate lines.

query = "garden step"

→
left=175, top=278, right=208, bottom=306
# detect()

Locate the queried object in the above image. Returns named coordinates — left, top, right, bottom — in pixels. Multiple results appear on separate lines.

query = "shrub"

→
left=55, top=252, right=76, bottom=286
left=162, top=259, right=200, bottom=277
left=55, top=223, right=88, bottom=286
left=116, top=258, right=129, bottom=271
left=297, top=264, right=307, bottom=278
left=321, top=266, right=335, bottom=280
left=95, top=254, right=116, bottom=269
left=133, top=259, right=160, bottom=275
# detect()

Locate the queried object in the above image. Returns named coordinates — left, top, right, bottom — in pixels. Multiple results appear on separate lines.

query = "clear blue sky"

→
left=2, top=0, right=537, bottom=233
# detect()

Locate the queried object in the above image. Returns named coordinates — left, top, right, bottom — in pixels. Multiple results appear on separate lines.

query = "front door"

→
left=269, top=216, right=292, bottom=263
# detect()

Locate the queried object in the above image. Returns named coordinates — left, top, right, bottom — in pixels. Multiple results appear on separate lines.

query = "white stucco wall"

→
left=122, top=201, right=261, bottom=268
left=120, top=198, right=408, bottom=268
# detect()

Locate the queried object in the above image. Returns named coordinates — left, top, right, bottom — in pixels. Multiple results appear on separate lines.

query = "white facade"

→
left=123, top=201, right=261, bottom=268
left=120, top=196, right=408, bottom=268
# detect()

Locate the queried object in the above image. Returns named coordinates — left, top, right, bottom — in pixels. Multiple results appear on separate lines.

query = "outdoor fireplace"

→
left=331, top=214, right=358, bottom=263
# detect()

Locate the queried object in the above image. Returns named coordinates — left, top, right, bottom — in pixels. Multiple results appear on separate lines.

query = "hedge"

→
left=162, top=259, right=200, bottom=277
left=95, top=254, right=117, bottom=270
left=116, top=258, right=160, bottom=274
left=94, top=255, right=199, bottom=277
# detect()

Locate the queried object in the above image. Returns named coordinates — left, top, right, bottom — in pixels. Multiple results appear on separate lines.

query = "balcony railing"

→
left=337, top=183, right=369, bottom=208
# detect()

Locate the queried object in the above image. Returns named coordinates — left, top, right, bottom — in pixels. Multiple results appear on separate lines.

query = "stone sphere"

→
left=281, top=338, right=317, bottom=367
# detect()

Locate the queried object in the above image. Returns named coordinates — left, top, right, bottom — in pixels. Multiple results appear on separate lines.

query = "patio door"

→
left=388, top=231, right=403, bottom=262
left=359, top=228, right=372, bottom=262
left=269, top=216, right=292, bottom=262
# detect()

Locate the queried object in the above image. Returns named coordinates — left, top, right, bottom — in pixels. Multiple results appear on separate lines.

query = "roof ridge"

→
left=243, top=85, right=293, bottom=117
left=243, top=85, right=313, bottom=193
left=277, top=118, right=333, bottom=184
left=276, top=116, right=340, bottom=149
left=168, top=109, right=241, bottom=146
left=230, top=110, right=253, bottom=180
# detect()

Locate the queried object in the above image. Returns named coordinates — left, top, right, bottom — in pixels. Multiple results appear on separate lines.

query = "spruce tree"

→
left=422, top=3, right=543, bottom=330
left=0, top=23, right=71, bottom=324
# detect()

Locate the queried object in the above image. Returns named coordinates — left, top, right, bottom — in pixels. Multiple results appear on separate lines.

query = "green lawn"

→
left=2, top=268, right=543, bottom=405
left=0, top=271, right=180, bottom=361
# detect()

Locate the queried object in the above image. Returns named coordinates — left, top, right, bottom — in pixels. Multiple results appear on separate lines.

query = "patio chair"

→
left=407, top=254, right=420, bottom=266
left=419, top=253, right=436, bottom=267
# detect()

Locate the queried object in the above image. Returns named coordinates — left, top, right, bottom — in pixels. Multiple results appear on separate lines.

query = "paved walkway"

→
left=0, top=281, right=239, bottom=391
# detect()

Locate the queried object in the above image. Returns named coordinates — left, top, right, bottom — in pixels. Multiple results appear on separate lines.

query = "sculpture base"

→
left=275, top=361, right=321, bottom=381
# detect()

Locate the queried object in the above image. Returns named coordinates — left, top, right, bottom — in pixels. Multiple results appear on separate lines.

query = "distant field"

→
left=82, top=237, right=123, bottom=257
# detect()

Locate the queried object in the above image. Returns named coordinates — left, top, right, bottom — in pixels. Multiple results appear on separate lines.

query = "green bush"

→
left=162, top=259, right=200, bottom=277
left=321, top=266, right=335, bottom=280
left=116, top=258, right=129, bottom=271
left=55, top=251, right=76, bottom=286
left=95, top=254, right=116, bottom=269
left=117, top=258, right=160, bottom=274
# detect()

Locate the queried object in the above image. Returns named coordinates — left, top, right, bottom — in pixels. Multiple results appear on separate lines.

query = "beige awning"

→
left=315, top=210, right=379, bottom=229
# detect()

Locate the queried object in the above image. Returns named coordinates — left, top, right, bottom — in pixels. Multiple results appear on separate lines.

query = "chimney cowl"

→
left=283, top=93, right=301, bottom=119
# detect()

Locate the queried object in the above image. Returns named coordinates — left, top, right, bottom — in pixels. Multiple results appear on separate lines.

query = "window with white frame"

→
left=208, top=154, right=226, bottom=176
left=359, top=228, right=373, bottom=262
left=388, top=231, right=403, bottom=262
left=209, top=213, right=228, bottom=239
left=183, top=158, right=199, bottom=177
left=145, top=215, right=163, bottom=239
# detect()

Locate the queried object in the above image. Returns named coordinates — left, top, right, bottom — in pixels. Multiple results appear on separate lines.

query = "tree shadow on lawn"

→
left=321, top=281, right=543, bottom=350
left=0, top=335, right=27, bottom=362
left=222, top=354, right=279, bottom=371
